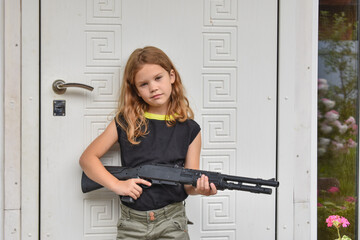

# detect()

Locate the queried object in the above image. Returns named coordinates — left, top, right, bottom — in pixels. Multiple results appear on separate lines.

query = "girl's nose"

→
left=149, top=82, right=158, bottom=92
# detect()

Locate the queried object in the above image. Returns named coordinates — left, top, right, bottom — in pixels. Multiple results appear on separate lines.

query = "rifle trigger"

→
left=140, top=179, right=152, bottom=188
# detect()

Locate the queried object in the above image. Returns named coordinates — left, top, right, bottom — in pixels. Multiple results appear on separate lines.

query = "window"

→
left=318, top=1, right=358, bottom=239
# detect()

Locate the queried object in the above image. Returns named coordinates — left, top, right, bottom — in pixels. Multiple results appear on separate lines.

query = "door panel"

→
left=41, top=0, right=278, bottom=239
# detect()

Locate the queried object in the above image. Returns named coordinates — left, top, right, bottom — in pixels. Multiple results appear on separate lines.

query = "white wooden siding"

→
left=1, top=0, right=319, bottom=239
left=3, top=0, right=21, bottom=239
left=277, top=0, right=318, bottom=239
left=0, top=0, right=4, bottom=237
left=21, top=0, right=40, bottom=239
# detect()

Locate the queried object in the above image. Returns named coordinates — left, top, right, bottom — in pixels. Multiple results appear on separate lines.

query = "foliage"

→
left=326, top=215, right=351, bottom=240
left=319, top=11, right=357, bottom=120
left=318, top=202, right=355, bottom=240
left=318, top=10, right=358, bottom=240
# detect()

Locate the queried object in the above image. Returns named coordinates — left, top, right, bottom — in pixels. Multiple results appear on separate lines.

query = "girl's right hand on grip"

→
left=113, top=178, right=151, bottom=201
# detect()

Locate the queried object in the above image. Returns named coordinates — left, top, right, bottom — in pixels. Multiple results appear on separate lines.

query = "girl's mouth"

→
left=151, top=94, right=162, bottom=99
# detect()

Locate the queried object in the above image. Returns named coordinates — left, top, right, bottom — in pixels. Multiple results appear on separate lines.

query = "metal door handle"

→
left=52, top=79, right=94, bottom=94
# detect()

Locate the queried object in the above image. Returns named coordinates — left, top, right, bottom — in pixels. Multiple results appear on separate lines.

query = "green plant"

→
left=318, top=201, right=355, bottom=239
left=318, top=10, right=358, bottom=240
left=326, top=215, right=351, bottom=240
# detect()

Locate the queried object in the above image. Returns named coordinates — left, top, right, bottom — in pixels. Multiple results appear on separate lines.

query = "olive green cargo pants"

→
left=117, top=202, right=190, bottom=240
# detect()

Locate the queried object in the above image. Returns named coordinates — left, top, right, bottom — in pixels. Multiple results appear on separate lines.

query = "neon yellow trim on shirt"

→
left=144, top=112, right=174, bottom=121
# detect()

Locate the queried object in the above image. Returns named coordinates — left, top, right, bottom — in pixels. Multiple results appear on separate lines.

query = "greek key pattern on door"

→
left=83, top=0, right=122, bottom=239
left=201, top=0, right=238, bottom=239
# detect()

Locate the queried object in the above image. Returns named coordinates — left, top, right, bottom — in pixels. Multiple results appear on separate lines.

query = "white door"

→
left=41, top=0, right=278, bottom=239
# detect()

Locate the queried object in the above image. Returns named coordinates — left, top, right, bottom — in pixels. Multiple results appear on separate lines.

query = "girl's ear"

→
left=170, top=69, right=176, bottom=84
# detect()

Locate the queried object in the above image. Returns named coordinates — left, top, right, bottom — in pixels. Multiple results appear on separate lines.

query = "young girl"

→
left=79, top=46, right=217, bottom=239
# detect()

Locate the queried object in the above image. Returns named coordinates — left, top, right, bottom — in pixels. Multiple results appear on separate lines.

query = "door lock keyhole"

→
left=53, top=100, right=66, bottom=116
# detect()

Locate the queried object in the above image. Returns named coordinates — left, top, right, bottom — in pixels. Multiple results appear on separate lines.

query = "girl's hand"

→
left=195, top=174, right=217, bottom=196
left=111, top=178, right=151, bottom=200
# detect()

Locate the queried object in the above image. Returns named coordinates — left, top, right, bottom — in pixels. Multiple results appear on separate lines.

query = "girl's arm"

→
left=184, top=131, right=217, bottom=196
left=79, top=119, right=151, bottom=200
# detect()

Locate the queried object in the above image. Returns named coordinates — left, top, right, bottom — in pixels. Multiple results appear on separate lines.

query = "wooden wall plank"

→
left=0, top=0, right=4, bottom=238
left=21, top=0, right=40, bottom=238
left=4, top=0, right=21, bottom=239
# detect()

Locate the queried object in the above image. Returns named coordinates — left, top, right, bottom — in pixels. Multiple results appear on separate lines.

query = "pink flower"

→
left=333, top=120, right=348, bottom=134
left=318, top=78, right=328, bottom=85
left=345, top=116, right=356, bottom=125
left=341, top=217, right=350, bottom=227
left=320, top=123, right=333, bottom=134
left=326, top=215, right=337, bottom=227
left=321, top=98, right=336, bottom=109
left=345, top=196, right=356, bottom=203
left=319, top=137, right=330, bottom=146
left=326, top=215, right=350, bottom=228
left=344, top=117, right=358, bottom=135
left=318, top=203, right=323, bottom=207
left=332, top=141, right=344, bottom=150
left=328, top=186, right=339, bottom=193
left=347, top=139, right=357, bottom=148
left=325, top=110, right=339, bottom=121
left=350, top=124, right=358, bottom=135
left=318, top=78, right=329, bottom=91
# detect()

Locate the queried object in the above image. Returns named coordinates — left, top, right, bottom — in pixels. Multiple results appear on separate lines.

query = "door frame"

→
left=1, top=0, right=318, bottom=239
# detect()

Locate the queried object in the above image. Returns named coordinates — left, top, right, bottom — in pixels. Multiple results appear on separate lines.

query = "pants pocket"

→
left=116, top=218, right=146, bottom=240
left=171, top=212, right=189, bottom=232
left=172, top=219, right=187, bottom=231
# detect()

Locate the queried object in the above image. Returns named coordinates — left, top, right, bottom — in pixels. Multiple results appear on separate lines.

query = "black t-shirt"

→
left=115, top=113, right=201, bottom=211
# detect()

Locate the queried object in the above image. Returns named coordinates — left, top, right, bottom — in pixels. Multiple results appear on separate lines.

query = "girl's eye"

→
left=155, top=76, right=162, bottom=81
left=140, top=83, right=147, bottom=87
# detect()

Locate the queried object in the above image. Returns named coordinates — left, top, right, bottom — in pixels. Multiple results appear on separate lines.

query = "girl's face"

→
left=134, top=64, right=175, bottom=115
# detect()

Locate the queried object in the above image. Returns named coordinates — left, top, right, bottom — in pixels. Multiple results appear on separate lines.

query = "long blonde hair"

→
left=116, top=46, right=194, bottom=144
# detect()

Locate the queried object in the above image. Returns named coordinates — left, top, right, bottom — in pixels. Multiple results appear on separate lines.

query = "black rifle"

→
left=81, top=164, right=279, bottom=203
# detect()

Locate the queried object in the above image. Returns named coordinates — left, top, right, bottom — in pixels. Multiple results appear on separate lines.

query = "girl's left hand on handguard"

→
left=195, top=174, right=217, bottom=196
